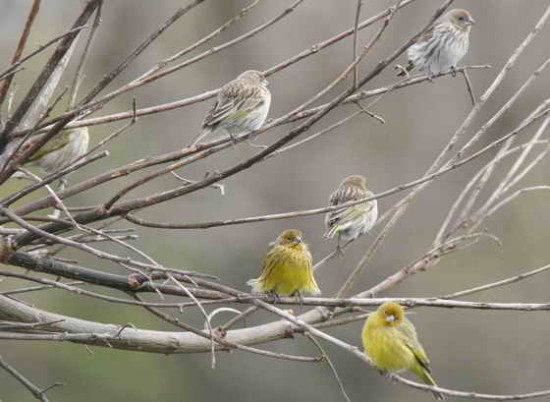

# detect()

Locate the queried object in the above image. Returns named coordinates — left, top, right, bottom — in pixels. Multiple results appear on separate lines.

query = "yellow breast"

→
left=258, top=244, right=318, bottom=295
left=362, top=321, right=416, bottom=372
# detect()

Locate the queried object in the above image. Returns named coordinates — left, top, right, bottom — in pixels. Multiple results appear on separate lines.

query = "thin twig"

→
left=68, top=2, right=102, bottom=107
left=0, top=354, right=61, bottom=402
left=461, top=69, right=476, bottom=106
left=352, top=0, right=363, bottom=89
left=0, top=0, right=41, bottom=108
left=305, top=332, right=353, bottom=402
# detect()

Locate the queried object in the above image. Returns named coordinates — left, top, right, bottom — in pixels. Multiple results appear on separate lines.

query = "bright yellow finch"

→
left=247, top=229, right=320, bottom=297
left=362, top=302, right=445, bottom=400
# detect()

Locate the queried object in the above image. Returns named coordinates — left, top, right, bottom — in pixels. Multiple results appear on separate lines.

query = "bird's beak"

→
left=292, top=236, right=302, bottom=244
left=386, top=314, right=395, bottom=323
left=467, top=16, right=476, bottom=25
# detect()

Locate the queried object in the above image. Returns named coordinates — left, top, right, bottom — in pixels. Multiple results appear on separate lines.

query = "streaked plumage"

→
left=247, top=229, right=320, bottom=297
left=398, top=9, right=475, bottom=77
left=1, top=127, right=89, bottom=177
left=324, top=175, right=377, bottom=248
left=194, top=70, right=271, bottom=145
left=362, top=302, right=445, bottom=400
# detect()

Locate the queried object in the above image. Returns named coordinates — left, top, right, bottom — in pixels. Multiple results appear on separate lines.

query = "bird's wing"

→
left=28, top=131, right=71, bottom=162
left=326, top=186, right=373, bottom=228
left=397, top=318, right=432, bottom=373
left=418, top=25, right=435, bottom=43
left=203, top=82, right=266, bottom=127
left=260, top=243, right=282, bottom=280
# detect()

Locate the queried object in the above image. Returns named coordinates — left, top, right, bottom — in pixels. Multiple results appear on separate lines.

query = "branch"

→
left=0, top=0, right=100, bottom=146
left=0, top=0, right=41, bottom=108
left=0, top=354, right=61, bottom=401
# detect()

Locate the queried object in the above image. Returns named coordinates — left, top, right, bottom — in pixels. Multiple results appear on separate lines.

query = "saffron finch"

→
left=247, top=229, right=320, bottom=297
left=362, top=302, right=445, bottom=400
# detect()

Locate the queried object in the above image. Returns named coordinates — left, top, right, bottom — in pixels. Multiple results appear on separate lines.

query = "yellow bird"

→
left=362, top=302, right=445, bottom=400
left=247, top=229, right=320, bottom=297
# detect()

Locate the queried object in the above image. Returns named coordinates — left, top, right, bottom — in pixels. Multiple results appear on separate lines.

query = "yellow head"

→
left=237, top=70, right=268, bottom=87
left=276, top=229, right=305, bottom=249
left=375, top=302, right=405, bottom=327
left=446, top=9, right=475, bottom=30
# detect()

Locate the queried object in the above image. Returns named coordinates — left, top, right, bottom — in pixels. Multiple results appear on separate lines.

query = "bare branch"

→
left=0, top=0, right=41, bottom=108
left=0, top=354, right=61, bottom=402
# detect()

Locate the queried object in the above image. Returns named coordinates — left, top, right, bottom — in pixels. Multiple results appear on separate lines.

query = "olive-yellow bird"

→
left=1, top=127, right=89, bottom=180
left=362, top=302, right=445, bottom=400
left=247, top=229, right=320, bottom=297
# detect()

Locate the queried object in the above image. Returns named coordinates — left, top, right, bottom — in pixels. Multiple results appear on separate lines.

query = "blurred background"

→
left=1, top=0, right=550, bottom=400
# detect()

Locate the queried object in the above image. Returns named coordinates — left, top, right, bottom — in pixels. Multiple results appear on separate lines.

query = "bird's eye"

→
left=458, top=16, right=464, bottom=20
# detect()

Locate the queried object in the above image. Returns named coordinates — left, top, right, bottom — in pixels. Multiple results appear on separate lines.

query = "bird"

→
left=0, top=126, right=90, bottom=219
left=247, top=229, right=320, bottom=298
left=24, top=126, right=89, bottom=177
left=397, top=9, right=475, bottom=78
left=193, top=70, right=271, bottom=145
left=324, top=175, right=378, bottom=252
left=1, top=126, right=89, bottom=182
left=362, top=302, right=445, bottom=400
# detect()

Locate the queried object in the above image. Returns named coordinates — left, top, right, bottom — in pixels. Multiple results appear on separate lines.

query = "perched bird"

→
left=397, top=9, right=475, bottom=78
left=1, top=127, right=89, bottom=219
left=247, top=229, right=320, bottom=298
left=362, top=302, right=445, bottom=400
left=193, top=70, right=271, bottom=145
left=324, top=175, right=378, bottom=251
left=1, top=126, right=89, bottom=180
left=25, top=127, right=90, bottom=176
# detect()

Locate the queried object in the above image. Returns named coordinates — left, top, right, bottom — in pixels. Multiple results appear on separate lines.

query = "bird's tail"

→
left=191, top=127, right=213, bottom=146
left=322, top=225, right=338, bottom=240
left=246, top=278, right=261, bottom=293
left=304, top=272, right=321, bottom=296
left=396, top=61, right=415, bottom=77
left=419, top=370, right=446, bottom=400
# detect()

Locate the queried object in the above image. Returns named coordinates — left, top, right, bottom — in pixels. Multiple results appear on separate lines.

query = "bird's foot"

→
left=292, top=291, right=304, bottom=307
left=58, top=178, right=68, bottom=190
left=335, top=243, right=345, bottom=258
left=267, top=291, right=280, bottom=304
left=450, top=66, right=457, bottom=78
left=394, top=64, right=410, bottom=78
left=228, top=133, right=239, bottom=145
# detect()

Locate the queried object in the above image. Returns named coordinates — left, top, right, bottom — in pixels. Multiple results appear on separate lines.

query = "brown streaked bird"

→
left=397, top=9, right=475, bottom=78
left=193, top=70, right=271, bottom=145
left=324, top=175, right=378, bottom=252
